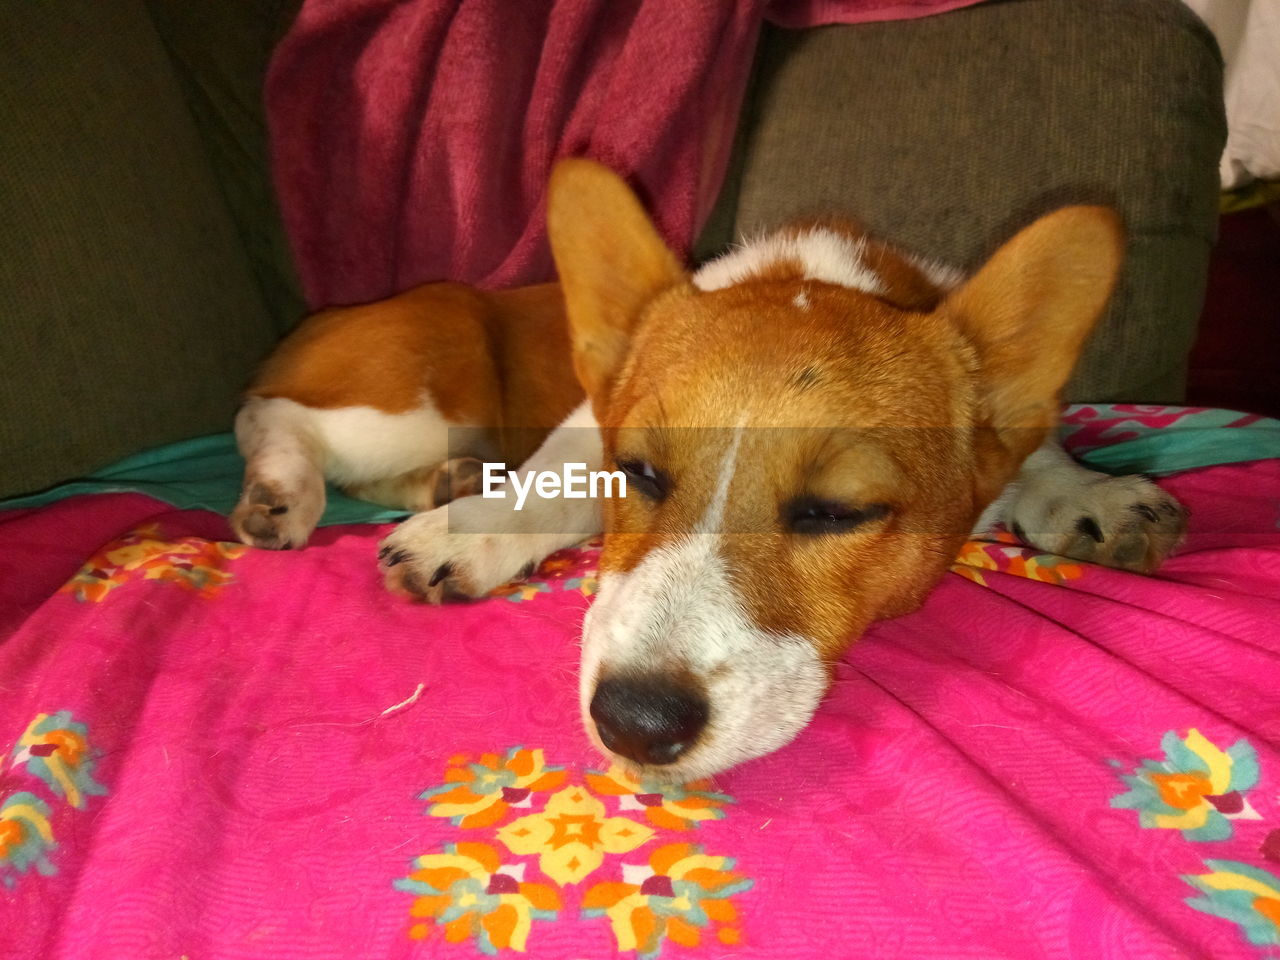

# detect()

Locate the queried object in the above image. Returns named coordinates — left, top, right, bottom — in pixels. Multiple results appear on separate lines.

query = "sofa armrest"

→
left=0, top=0, right=285, bottom=497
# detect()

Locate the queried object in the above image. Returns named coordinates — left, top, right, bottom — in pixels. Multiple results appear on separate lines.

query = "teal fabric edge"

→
left=3, top=406, right=1278, bottom=528
left=0, top=434, right=409, bottom=527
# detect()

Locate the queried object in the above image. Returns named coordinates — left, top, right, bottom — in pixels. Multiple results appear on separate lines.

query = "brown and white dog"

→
left=232, top=159, right=1186, bottom=780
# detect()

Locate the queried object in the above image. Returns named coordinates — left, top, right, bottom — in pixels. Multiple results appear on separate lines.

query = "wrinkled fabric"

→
left=1, top=408, right=1278, bottom=957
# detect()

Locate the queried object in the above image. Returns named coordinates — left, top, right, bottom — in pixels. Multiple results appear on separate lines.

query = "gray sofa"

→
left=0, top=0, right=1225, bottom=498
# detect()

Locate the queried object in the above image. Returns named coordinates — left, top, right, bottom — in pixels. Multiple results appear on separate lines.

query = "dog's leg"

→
left=377, top=400, right=602, bottom=601
left=975, top=436, right=1188, bottom=572
left=342, top=458, right=486, bottom=513
left=231, top=397, right=327, bottom=549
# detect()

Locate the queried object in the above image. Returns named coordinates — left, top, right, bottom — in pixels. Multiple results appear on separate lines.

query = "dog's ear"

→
left=547, top=159, right=686, bottom=406
left=944, top=206, right=1124, bottom=462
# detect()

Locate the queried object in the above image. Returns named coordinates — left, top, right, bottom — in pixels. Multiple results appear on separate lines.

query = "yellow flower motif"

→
left=563, top=575, right=598, bottom=597
left=1, top=792, right=56, bottom=886
left=14, top=712, right=106, bottom=809
left=498, top=786, right=653, bottom=885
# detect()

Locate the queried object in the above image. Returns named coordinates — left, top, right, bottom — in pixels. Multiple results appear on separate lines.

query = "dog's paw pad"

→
left=376, top=503, right=541, bottom=603
left=1013, top=474, right=1187, bottom=573
left=382, top=551, right=482, bottom=604
left=232, top=481, right=320, bottom=550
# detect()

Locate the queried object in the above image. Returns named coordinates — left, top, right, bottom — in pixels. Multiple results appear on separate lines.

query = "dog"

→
left=232, top=158, right=1186, bottom=780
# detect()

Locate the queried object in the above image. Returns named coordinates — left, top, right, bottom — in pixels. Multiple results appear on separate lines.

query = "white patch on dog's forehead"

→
left=693, top=227, right=885, bottom=295
left=580, top=421, right=826, bottom=778
left=905, top=252, right=963, bottom=292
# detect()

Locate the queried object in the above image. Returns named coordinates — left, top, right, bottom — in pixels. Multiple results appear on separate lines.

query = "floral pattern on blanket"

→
left=12, top=712, right=107, bottom=810
left=1109, top=729, right=1280, bottom=950
left=1184, top=860, right=1280, bottom=948
left=3, top=405, right=1279, bottom=959
left=1, top=712, right=106, bottom=888
left=60, top=522, right=246, bottom=602
left=398, top=747, right=752, bottom=956
left=0, top=792, right=55, bottom=887
left=1112, top=729, right=1261, bottom=841
left=395, top=841, right=562, bottom=953
left=488, top=540, right=602, bottom=601
left=950, top=530, right=1088, bottom=587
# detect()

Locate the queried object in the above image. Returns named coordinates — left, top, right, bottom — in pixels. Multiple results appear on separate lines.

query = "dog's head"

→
left=547, top=159, right=1122, bottom=780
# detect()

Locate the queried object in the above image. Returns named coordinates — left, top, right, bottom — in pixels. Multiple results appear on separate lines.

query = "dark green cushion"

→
left=0, top=1, right=288, bottom=497
left=698, top=0, right=1226, bottom=402
left=144, top=0, right=305, bottom=335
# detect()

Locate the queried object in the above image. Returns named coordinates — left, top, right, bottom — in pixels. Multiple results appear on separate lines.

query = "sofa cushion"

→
left=0, top=0, right=281, bottom=497
left=698, top=0, right=1227, bottom=402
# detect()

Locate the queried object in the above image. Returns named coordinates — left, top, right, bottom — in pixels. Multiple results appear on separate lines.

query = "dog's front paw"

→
left=1009, top=472, right=1187, bottom=573
left=231, top=478, right=325, bottom=550
left=377, top=502, right=540, bottom=603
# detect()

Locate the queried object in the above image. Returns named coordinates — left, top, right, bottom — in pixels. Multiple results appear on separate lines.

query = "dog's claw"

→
left=376, top=499, right=556, bottom=605
left=1133, top=503, right=1160, bottom=524
left=1076, top=516, right=1105, bottom=543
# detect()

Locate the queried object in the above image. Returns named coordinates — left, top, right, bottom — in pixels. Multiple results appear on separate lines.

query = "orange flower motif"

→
left=421, top=748, right=566, bottom=829
left=534, top=552, right=578, bottom=577
left=394, top=841, right=560, bottom=953
left=488, top=581, right=552, bottom=602
left=583, top=843, right=752, bottom=957
left=60, top=524, right=246, bottom=602
left=585, top=764, right=730, bottom=832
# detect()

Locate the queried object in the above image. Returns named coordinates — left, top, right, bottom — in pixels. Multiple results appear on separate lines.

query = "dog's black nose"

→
left=589, top=674, right=708, bottom=766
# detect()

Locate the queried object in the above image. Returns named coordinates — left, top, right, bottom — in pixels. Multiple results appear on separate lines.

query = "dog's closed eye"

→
left=784, top=497, right=890, bottom=535
left=616, top=458, right=671, bottom=502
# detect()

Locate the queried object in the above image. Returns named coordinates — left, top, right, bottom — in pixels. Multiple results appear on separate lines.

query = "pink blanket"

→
left=2, top=408, right=1279, bottom=958
left=266, top=0, right=982, bottom=308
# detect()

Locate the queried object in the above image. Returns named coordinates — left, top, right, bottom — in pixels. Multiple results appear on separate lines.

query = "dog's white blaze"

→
left=581, top=418, right=826, bottom=779
left=693, top=227, right=885, bottom=295
left=698, top=421, right=746, bottom=534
